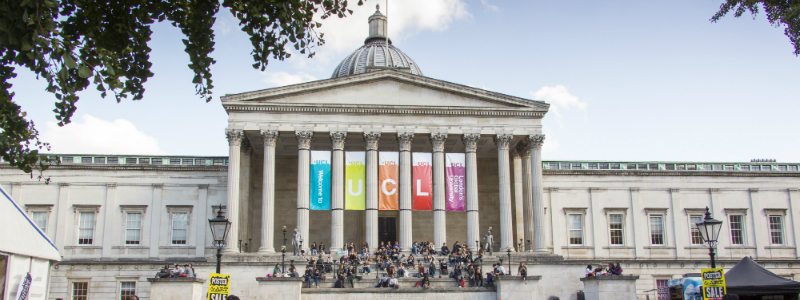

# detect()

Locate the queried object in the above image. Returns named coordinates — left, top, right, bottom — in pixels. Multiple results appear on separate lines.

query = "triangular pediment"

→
left=221, top=70, right=549, bottom=111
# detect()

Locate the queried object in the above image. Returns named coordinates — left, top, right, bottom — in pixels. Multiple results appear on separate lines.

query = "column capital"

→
left=511, top=150, right=520, bottom=158
left=493, top=134, right=513, bottom=151
left=526, top=134, right=546, bottom=151
left=261, top=130, right=279, bottom=147
left=462, top=134, right=480, bottom=153
left=396, top=132, right=414, bottom=151
left=515, top=140, right=530, bottom=156
left=430, top=133, right=448, bottom=152
left=363, top=132, right=381, bottom=151
left=295, top=131, right=314, bottom=150
left=226, top=129, right=244, bottom=146
left=330, top=132, right=347, bottom=150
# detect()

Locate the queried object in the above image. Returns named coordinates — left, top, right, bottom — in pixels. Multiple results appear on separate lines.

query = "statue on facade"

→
left=292, top=228, right=303, bottom=256
left=484, top=228, right=494, bottom=255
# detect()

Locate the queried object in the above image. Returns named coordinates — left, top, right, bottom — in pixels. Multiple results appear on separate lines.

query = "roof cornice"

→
left=220, top=70, right=550, bottom=111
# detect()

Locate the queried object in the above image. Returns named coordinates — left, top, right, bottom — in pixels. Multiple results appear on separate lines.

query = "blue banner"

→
left=310, top=151, right=331, bottom=210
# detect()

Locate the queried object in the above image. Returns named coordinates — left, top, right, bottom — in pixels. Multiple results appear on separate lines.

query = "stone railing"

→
left=147, top=278, right=206, bottom=300
left=580, top=275, right=639, bottom=300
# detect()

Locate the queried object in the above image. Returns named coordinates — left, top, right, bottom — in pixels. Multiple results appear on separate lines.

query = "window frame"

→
left=563, top=207, right=587, bottom=246
left=25, top=204, right=53, bottom=235
left=119, top=205, right=148, bottom=247
left=119, top=281, right=137, bottom=300
left=70, top=280, right=90, bottom=300
left=724, top=208, right=748, bottom=246
left=73, top=205, right=101, bottom=246
left=684, top=209, right=706, bottom=245
left=765, top=209, right=787, bottom=246
left=604, top=207, right=628, bottom=246
left=167, top=205, right=193, bottom=246
left=646, top=208, right=669, bottom=246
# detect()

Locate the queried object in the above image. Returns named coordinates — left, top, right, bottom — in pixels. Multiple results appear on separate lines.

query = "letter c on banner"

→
left=382, top=179, right=397, bottom=195
left=348, top=180, right=363, bottom=196
left=416, top=179, right=429, bottom=196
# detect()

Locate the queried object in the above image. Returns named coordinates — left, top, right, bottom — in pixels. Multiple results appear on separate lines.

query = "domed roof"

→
left=330, top=5, right=423, bottom=78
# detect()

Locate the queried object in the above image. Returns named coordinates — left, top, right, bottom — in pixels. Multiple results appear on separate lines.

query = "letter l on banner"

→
left=412, top=152, right=432, bottom=211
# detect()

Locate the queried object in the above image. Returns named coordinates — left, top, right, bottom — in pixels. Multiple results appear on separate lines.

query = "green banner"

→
left=345, top=151, right=366, bottom=210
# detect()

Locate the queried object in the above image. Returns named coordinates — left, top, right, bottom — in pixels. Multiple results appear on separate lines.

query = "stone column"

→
left=397, top=133, right=414, bottom=252
left=223, top=129, right=244, bottom=253
left=431, top=133, right=448, bottom=251
left=494, top=134, right=515, bottom=252
left=258, top=130, right=279, bottom=253
left=462, top=133, right=481, bottom=252
left=511, top=150, right=524, bottom=251
left=330, top=132, right=346, bottom=252
left=364, top=132, right=381, bottom=249
left=517, top=142, right=534, bottom=252
left=527, top=134, right=547, bottom=252
left=295, top=131, right=313, bottom=252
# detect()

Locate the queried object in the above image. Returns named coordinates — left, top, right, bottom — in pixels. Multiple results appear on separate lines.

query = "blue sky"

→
left=8, top=0, right=800, bottom=162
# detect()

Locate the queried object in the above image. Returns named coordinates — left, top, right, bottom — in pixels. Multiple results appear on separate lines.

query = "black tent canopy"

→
left=725, top=256, right=800, bottom=296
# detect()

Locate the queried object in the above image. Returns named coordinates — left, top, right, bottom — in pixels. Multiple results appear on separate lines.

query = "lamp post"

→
left=527, top=240, right=531, bottom=252
left=282, top=226, right=287, bottom=273
left=506, top=246, right=512, bottom=275
left=518, top=239, right=523, bottom=252
left=695, top=206, right=723, bottom=268
left=208, top=205, right=231, bottom=274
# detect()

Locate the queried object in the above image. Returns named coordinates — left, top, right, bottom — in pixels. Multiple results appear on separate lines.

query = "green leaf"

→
left=78, top=65, right=92, bottom=78
left=63, top=54, right=77, bottom=69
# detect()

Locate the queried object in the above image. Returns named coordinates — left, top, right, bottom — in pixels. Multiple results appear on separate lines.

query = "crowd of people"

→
left=154, top=263, right=196, bottom=278
left=265, top=240, right=517, bottom=289
left=584, top=263, right=623, bottom=277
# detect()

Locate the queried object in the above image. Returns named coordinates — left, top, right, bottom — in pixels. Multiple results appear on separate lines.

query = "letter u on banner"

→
left=379, top=152, right=399, bottom=210
left=445, top=153, right=466, bottom=211
left=412, top=152, right=432, bottom=211
left=345, top=151, right=366, bottom=210
left=310, top=151, right=331, bottom=210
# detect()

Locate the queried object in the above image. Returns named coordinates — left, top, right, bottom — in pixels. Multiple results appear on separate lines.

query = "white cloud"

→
left=41, top=114, right=166, bottom=155
left=307, top=0, right=471, bottom=62
left=480, top=0, right=499, bottom=11
left=541, top=128, right=560, bottom=155
left=531, top=85, right=587, bottom=126
left=261, top=71, right=318, bottom=87
left=213, top=8, right=235, bottom=36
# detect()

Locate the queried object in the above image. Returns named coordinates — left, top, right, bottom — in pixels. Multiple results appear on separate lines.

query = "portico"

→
left=219, top=70, right=549, bottom=255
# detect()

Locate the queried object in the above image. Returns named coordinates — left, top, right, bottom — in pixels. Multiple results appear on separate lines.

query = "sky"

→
left=9, top=0, right=800, bottom=162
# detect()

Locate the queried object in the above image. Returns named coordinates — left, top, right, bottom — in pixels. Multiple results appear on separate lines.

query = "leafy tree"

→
left=0, top=0, right=362, bottom=180
left=711, top=0, right=800, bottom=55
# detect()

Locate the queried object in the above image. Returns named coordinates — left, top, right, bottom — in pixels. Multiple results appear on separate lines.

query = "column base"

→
left=257, top=248, right=276, bottom=254
left=221, top=248, right=240, bottom=254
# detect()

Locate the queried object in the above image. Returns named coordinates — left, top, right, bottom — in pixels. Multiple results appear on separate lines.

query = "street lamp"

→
left=282, top=226, right=287, bottom=273
left=208, top=205, right=231, bottom=274
left=695, top=206, right=723, bottom=268
left=506, top=246, right=512, bottom=275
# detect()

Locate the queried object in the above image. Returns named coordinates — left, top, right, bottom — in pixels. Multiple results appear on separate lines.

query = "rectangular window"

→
left=125, top=213, right=142, bottom=245
left=687, top=165, right=697, bottom=170
left=568, top=214, right=583, bottom=245
left=139, top=158, right=150, bottom=164
left=712, top=165, right=722, bottom=170
left=649, top=164, right=659, bottom=170
left=182, top=159, right=194, bottom=165
left=725, top=165, right=734, bottom=171
left=94, top=157, right=105, bottom=164
left=213, top=159, right=224, bottom=166
left=588, top=163, right=598, bottom=169
left=626, top=164, right=636, bottom=170
left=701, top=164, right=711, bottom=170
left=650, top=215, right=664, bottom=245
left=729, top=215, right=744, bottom=245
left=549, top=162, right=559, bottom=169
left=778, top=165, right=787, bottom=171
left=81, top=157, right=92, bottom=164
left=107, top=157, right=119, bottom=164
left=610, top=163, right=620, bottom=169
left=126, top=158, right=137, bottom=164
left=571, top=163, right=581, bottom=170
left=638, top=164, right=647, bottom=170
left=78, top=212, right=95, bottom=245
left=656, top=279, right=669, bottom=300
left=769, top=215, right=784, bottom=245
left=609, top=214, right=624, bottom=245
left=170, top=159, right=181, bottom=165
left=62, top=157, right=74, bottom=163
left=72, top=282, right=88, bottom=300
left=560, top=162, right=570, bottom=169
left=171, top=212, right=188, bottom=245
left=120, top=282, right=136, bottom=300
left=790, top=165, right=798, bottom=171
left=665, top=164, right=675, bottom=170
left=32, top=211, right=48, bottom=232
left=599, top=163, right=609, bottom=169
left=689, top=215, right=704, bottom=245
left=677, top=164, right=686, bottom=170
left=152, top=158, right=163, bottom=164
left=741, top=165, right=750, bottom=171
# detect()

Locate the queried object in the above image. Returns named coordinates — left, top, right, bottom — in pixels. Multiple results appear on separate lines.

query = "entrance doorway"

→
left=378, top=217, right=397, bottom=246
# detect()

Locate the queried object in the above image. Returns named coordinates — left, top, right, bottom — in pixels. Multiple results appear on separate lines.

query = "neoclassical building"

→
left=3, top=7, right=800, bottom=300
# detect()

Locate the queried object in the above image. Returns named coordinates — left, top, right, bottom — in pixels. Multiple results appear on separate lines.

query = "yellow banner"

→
left=345, top=152, right=366, bottom=210
left=701, top=268, right=726, bottom=300
left=208, top=273, right=230, bottom=300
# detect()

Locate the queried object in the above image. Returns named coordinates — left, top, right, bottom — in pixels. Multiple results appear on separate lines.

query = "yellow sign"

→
left=701, top=268, right=726, bottom=300
left=208, top=273, right=230, bottom=300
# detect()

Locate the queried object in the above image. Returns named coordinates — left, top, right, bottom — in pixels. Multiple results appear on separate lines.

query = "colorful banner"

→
left=310, top=151, right=331, bottom=210
left=208, top=273, right=230, bottom=300
left=345, top=152, right=366, bottom=210
left=379, top=152, right=399, bottom=210
left=412, top=152, right=432, bottom=211
left=445, top=153, right=466, bottom=211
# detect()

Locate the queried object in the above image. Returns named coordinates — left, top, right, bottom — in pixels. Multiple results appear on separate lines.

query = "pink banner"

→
left=445, top=153, right=466, bottom=211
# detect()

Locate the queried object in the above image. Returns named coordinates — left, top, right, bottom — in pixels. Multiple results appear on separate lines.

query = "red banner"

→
left=412, top=152, right=432, bottom=211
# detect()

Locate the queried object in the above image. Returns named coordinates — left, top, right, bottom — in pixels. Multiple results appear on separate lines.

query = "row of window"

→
left=548, top=162, right=799, bottom=172
left=566, top=212, right=785, bottom=247
left=58, top=157, right=227, bottom=166
left=32, top=211, right=190, bottom=246
left=71, top=281, right=135, bottom=300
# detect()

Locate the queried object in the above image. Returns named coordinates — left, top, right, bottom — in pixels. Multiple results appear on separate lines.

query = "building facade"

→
left=2, top=6, right=800, bottom=300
